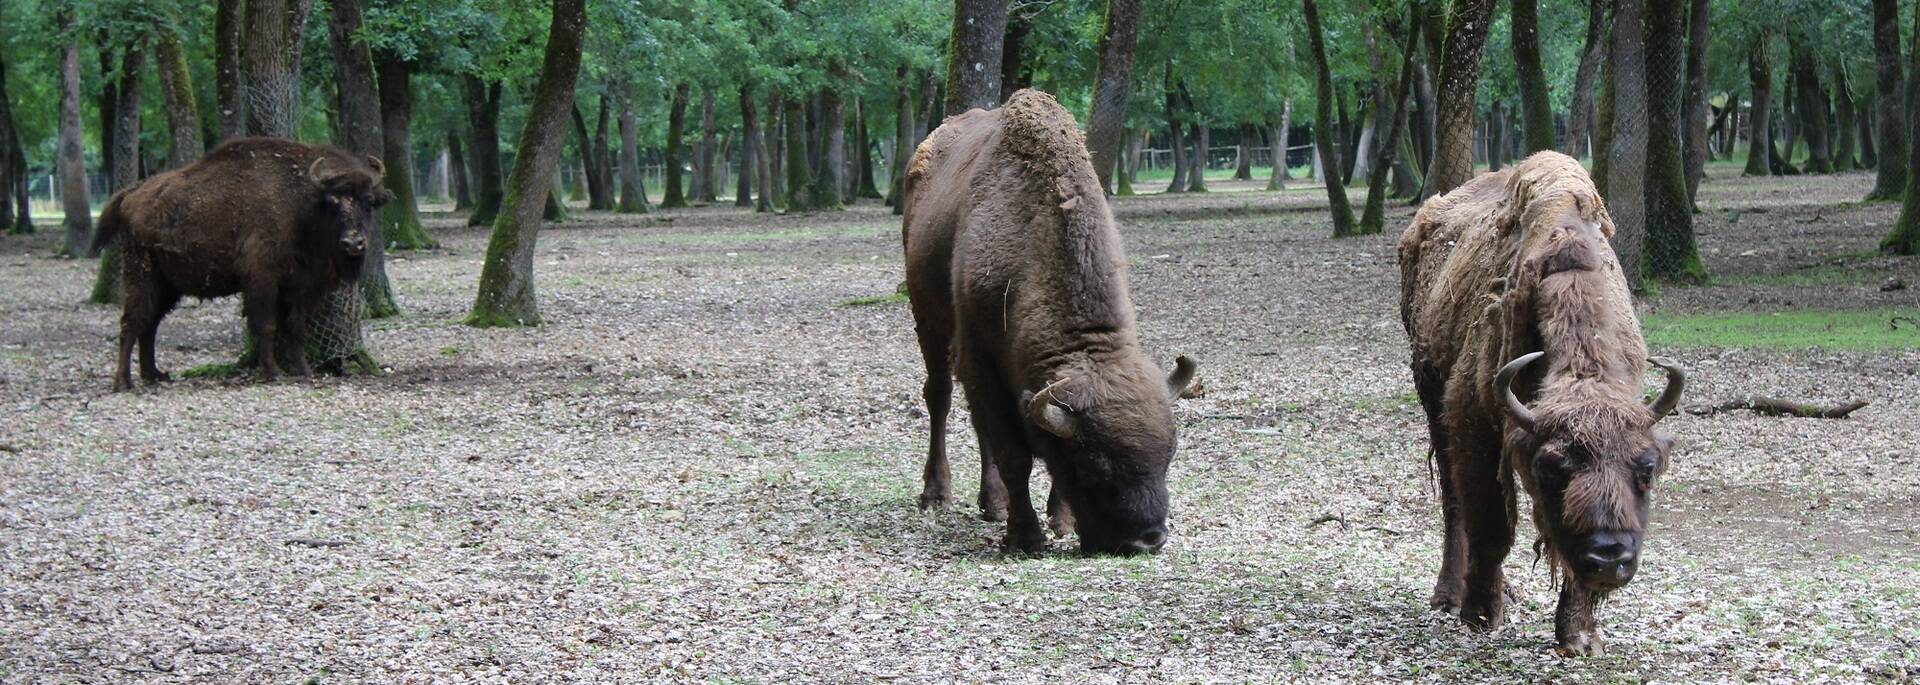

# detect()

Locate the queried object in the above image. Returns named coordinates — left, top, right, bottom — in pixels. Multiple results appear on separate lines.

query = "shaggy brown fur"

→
left=1399, top=151, right=1683, bottom=656
left=902, top=89, right=1196, bottom=555
left=97, top=137, right=390, bottom=391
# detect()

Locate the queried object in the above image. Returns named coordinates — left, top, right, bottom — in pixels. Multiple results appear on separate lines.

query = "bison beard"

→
left=96, top=138, right=390, bottom=391
left=1398, top=151, right=1685, bottom=656
left=902, top=89, right=1196, bottom=556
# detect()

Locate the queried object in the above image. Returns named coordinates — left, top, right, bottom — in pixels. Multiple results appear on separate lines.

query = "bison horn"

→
left=1495, top=351, right=1545, bottom=434
left=1024, top=377, right=1078, bottom=440
left=1646, top=357, right=1687, bottom=422
left=308, top=158, right=331, bottom=185
left=1165, top=356, right=1197, bottom=400
left=365, top=155, right=386, bottom=182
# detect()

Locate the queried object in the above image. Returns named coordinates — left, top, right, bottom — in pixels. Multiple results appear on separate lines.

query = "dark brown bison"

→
left=96, top=137, right=390, bottom=391
left=1399, top=151, right=1685, bottom=655
left=902, top=89, right=1197, bottom=556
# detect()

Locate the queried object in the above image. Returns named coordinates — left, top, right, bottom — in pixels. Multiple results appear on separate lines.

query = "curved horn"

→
left=1646, top=357, right=1687, bottom=422
left=1165, top=355, right=1198, bottom=400
left=364, top=155, right=386, bottom=182
left=1495, top=351, right=1545, bottom=434
left=1024, top=377, right=1078, bottom=440
left=308, top=158, right=330, bottom=185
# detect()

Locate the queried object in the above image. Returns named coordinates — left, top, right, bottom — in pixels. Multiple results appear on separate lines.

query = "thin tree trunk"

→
left=56, top=12, right=91, bottom=258
left=1165, top=70, right=1187, bottom=193
left=661, top=83, right=689, bottom=208
left=1745, top=34, right=1773, bottom=176
left=1267, top=101, right=1291, bottom=190
left=1304, top=0, right=1357, bottom=236
left=1118, top=125, right=1141, bottom=195
left=0, top=54, right=15, bottom=234
left=1681, top=0, right=1710, bottom=200
left=215, top=0, right=245, bottom=140
left=592, top=96, right=613, bottom=209
left=769, top=93, right=786, bottom=207
left=738, top=85, right=758, bottom=207
left=1088, top=0, right=1140, bottom=193
left=465, top=77, right=504, bottom=225
left=617, top=79, right=649, bottom=213
left=1361, top=5, right=1419, bottom=233
left=946, top=0, right=1009, bottom=113
left=1512, top=0, right=1555, bottom=154
left=1412, top=59, right=1436, bottom=171
left=153, top=28, right=202, bottom=168
left=755, top=95, right=775, bottom=213
left=467, top=0, right=587, bottom=327
left=1487, top=101, right=1505, bottom=172
left=1423, top=0, right=1495, bottom=198
left=1830, top=62, right=1858, bottom=172
left=1868, top=0, right=1905, bottom=199
left=1789, top=43, right=1833, bottom=173
left=449, top=131, right=474, bottom=210
left=998, top=11, right=1030, bottom=103
left=1566, top=0, right=1608, bottom=158
left=889, top=66, right=915, bottom=211
left=699, top=87, right=718, bottom=202
left=1858, top=102, right=1877, bottom=168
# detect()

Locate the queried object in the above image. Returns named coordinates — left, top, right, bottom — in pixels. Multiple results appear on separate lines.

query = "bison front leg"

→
left=1046, top=486, right=1075, bottom=538
left=1453, top=431, right=1515, bottom=631
left=964, top=393, right=1044, bottom=553
left=1555, top=579, right=1606, bottom=656
left=280, top=295, right=314, bottom=378
left=1415, top=365, right=1465, bottom=612
left=243, top=286, right=285, bottom=381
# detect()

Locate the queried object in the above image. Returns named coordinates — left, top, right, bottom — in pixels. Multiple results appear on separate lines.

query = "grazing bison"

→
left=96, top=137, right=389, bottom=391
left=1399, top=152, right=1685, bottom=655
left=902, top=89, right=1197, bottom=555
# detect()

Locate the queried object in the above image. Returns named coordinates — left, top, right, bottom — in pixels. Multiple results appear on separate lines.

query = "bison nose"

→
left=1125, top=526, right=1168, bottom=555
left=342, top=235, right=367, bottom=255
left=1581, top=531, right=1639, bottom=585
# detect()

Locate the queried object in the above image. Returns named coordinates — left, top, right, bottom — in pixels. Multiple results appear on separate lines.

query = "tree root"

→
left=1687, top=396, right=1869, bottom=418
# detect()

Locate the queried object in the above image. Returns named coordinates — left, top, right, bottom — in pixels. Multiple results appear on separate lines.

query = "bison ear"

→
left=1023, top=387, right=1078, bottom=440
left=365, top=155, right=386, bottom=182
left=1165, top=356, right=1197, bottom=400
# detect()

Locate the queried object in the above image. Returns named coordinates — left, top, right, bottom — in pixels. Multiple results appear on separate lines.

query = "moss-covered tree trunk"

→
left=1187, top=120, right=1209, bottom=192
left=1304, top=0, right=1358, bottom=237
left=1423, top=0, right=1494, bottom=199
left=1868, top=0, right=1905, bottom=200
left=465, top=77, right=505, bottom=226
left=1511, top=0, right=1555, bottom=154
left=1880, top=0, right=1920, bottom=254
left=375, top=55, right=434, bottom=251
left=467, top=0, right=586, bottom=327
left=1644, top=0, right=1706, bottom=284
left=661, top=83, right=689, bottom=208
left=1744, top=34, right=1773, bottom=177
left=153, top=27, right=202, bottom=169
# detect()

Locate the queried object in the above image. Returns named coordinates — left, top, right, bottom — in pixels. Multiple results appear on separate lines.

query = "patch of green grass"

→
left=439, top=346, right=462, bottom=357
left=837, top=292, right=909, bottom=307
left=180, top=362, right=242, bottom=379
left=1642, top=309, right=1920, bottom=351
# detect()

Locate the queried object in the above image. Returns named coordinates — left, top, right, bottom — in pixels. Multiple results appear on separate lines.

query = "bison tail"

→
left=92, top=193, right=128, bottom=254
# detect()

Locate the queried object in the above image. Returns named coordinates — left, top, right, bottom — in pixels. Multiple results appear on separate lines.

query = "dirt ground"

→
left=2, top=171, right=1917, bottom=683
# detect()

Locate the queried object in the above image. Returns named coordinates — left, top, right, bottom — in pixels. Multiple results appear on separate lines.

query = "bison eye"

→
left=1533, top=454, right=1566, bottom=487
left=1633, top=452, right=1658, bottom=488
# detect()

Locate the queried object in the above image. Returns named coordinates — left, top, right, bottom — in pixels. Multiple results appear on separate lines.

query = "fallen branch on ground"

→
left=1687, top=396, right=1869, bottom=419
left=285, top=538, right=350, bottom=548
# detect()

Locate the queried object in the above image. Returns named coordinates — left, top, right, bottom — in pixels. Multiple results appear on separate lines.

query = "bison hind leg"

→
left=137, top=285, right=182, bottom=385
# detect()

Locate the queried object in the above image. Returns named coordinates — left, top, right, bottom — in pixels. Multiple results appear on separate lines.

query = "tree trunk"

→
left=769, top=93, right=786, bottom=207
left=1118, top=126, right=1141, bottom=195
left=1789, top=44, right=1833, bottom=173
left=1267, top=101, right=1291, bottom=190
left=1881, top=0, right=1920, bottom=253
left=855, top=98, right=883, bottom=199
left=1361, top=6, right=1419, bottom=234
left=1187, top=120, right=1210, bottom=192
left=449, top=132, right=474, bottom=210
left=1869, top=0, right=1905, bottom=199
left=56, top=13, right=91, bottom=258
left=1412, top=59, right=1436, bottom=172
left=467, top=0, right=586, bottom=327
left=591, top=96, right=613, bottom=209
left=1337, top=88, right=1358, bottom=183
left=1234, top=124, right=1255, bottom=180
left=946, top=0, right=1009, bottom=114
left=1511, top=0, right=1555, bottom=154
left=1304, top=0, right=1358, bottom=236
left=0, top=54, right=15, bottom=234
left=617, top=80, right=649, bottom=213
left=1606, top=0, right=1649, bottom=286
left=1566, top=0, right=1608, bottom=158
left=784, top=96, right=818, bottom=212
left=661, top=83, right=689, bottom=208
left=465, top=77, right=504, bottom=225
left=1088, top=0, right=1140, bottom=194
left=814, top=85, right=847, bottom=209
left=698, top=87, right=718, bottom=202
left=1830, top=63, right=1858, bottom=172
left=569, top=107, right=593, bottom=202
left=215, top=0, right=246, bottom=140
left=1681, top=0, right=1710, bottom=200
left=375, top=56, right=433, bottom=252
left=1858, top=101, right=1877, bottom=168
left=154, top=28, right=202, bottom=168
left=1487, top=101, right=1505, bottom=172
left=737, top=87, right=758, bottom=207
left=889, top=66, right=915, bottom=211
left=1423, top=0, right=1495, bottom=199
left=755, top=98, right=775, bottom=213
left=326, top=0, right=396, bottom=318
left=1644, top=0, right=1705, bottom=283
left=243, top=0, right=314, bottom=138
left=1745, top=35, right=1773, bottom=176
left=89, top=43, right=144, bottom=304
left=1165, top=70, right=1187, bottom=193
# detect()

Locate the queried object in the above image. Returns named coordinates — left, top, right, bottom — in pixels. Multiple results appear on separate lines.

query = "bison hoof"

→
left=1002, top=526, right=1047, bottom=554
left=1557, top=630, right=1605, bottom=657
left=112, top=379, right=134, bottom=393
left=979, top=505, right=1009, bottom=523
left=141, top=371, right=171, bottom=385
left=1047, top=511, right=1076, bottom=538
left=1428, top=590, right=1461, bottom=614
left=1458, top=593, right=1507, bottom=632
left=917, top=491, right=950, bottom=511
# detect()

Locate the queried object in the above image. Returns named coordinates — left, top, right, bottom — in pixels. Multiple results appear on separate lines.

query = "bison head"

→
left=309, top=156, right=393, bottom=258
left=1497, top=351, right=1684, bottom=593
left=1023, top=356, right=1197, bottom=556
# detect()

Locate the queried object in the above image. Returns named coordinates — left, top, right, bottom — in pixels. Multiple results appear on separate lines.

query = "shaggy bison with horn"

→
left=1399, top=151, right=1685, bottom=655
left=902, top=89, right=1197, bottom=555
left=96, top=138, right=390, bottom=391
